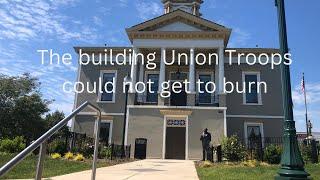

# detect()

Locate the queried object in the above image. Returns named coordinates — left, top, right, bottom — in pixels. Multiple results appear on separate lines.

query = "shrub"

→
left=300, top=144, right=313, bottom=163
left=0, top=136, right=26, bottom=153
left=51, top=153, right=61, bottom=159
left=221, top=135, right=246, bottom=162
left=64, top=152, right=74, bottom=160
left=74, top=153, right=85, bottom=161
left=72, top=145, right=94, bottom=158
left=0, top=152, right=10, bottom=156
left=47, top=140, right=67, bottom=155
left=99, top=146, right=112, bottom=159
left=263, top=144, right=282, bottom=164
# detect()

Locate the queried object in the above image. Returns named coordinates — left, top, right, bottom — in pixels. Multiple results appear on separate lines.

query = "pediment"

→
left=155, top=21, right=203, bottom=32
left=126, top=10, right=231, bottom=45
left=126, top=10, right=230, bottom=32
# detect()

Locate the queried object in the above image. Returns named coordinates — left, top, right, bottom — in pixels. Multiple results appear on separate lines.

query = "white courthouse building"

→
left=72, top=0, right=284, bottom=160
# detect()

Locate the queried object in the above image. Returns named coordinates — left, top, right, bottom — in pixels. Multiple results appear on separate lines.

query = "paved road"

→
left=51, top=159, right=199, bottom=180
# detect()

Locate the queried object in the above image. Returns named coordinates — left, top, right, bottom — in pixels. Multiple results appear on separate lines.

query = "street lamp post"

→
left=122, top=75, right=132, bottom=158
left=275, top=0, right=310, bottom=179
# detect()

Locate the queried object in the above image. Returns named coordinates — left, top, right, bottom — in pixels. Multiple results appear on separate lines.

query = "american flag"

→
left=301, top=74, right=305, bottom=93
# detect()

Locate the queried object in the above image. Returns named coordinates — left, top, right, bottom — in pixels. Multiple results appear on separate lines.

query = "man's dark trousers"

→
left=202, top=145, right=209, bottom=161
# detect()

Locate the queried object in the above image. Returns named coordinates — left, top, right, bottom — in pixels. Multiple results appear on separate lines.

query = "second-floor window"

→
left=146, top=74, right=159, bottom=103
left=243, top=72, right=261, bottom=104
left=100, top=71, right=116, bottom=102
left=198, top=74, right=212, bottom=104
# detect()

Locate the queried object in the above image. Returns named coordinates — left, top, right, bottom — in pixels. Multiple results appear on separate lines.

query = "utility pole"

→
left=274, top=0, right=310, bottom=179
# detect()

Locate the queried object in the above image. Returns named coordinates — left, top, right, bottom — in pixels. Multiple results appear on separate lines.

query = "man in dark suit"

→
left=200, top=128, right=211, bottom=161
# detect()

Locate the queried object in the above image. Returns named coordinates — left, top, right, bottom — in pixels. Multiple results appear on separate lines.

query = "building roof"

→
left=74, top=46, right=280, bottom=55
left=126, top=9, right=232, bottom=46
left=74, top=47, right=132, bottom=54
left=161, top=0, right=203, bottom=3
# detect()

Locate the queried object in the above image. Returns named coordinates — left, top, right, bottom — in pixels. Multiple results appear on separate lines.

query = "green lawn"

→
left=0, top=154, right=122, bottom=179
left=196, top=162, right=320, bottom=180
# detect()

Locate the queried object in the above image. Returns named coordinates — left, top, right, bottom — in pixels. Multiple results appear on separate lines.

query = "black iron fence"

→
left=243, top=137, right=318, bottom=162
left=207, top=137, right=318, bottom=163
left=243, top=137, right=284, bottom=161
left=67, top=133, right=131, bottom=160
left=110, top=144, right=131, bottom=160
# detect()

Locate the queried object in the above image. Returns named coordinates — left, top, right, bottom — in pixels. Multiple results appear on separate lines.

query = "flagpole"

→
left=302, top=73, right=309, bottom=137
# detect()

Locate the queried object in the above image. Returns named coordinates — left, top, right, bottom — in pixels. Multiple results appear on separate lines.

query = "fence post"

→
left=129, top=145, right=131, bottom=159
left=110, top=144, right=114, bottom=160
left=35, top=141, right=47, bottom=180
left=310, top=139, right=319, bottom=164
left=217, top=145, right=222, bottom=162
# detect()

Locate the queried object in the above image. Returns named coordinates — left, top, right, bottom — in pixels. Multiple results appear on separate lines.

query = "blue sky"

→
left=0, top=0, right=319, bottom=132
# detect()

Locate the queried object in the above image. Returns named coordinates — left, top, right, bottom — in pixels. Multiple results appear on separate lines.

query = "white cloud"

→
left=292, top=83, right=320, bottom=105
left=0, top=0, right=98, bottom=42
left=292, top=82, right=320, bottom=132
left=135, top=1, right=162, bottom=20
left=98, top=6, right=111, bottom=15
left=228, top=27, right=251, bottom=47
left=49, top=100, right=74, bottom=114
left=215, top=19, right=251, bottom=47
left=207, top=0, right=217, bottom=9
left=93, top=16, right=103, bottom=26
left=119, top=0, right=128, bottom=7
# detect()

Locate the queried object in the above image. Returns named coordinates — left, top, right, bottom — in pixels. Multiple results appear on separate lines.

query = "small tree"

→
left=45, top=111, right=71, bottom=153
left=0, top=73, right=50, bottom=145
left=221, top=135, right=246, bottom=162
left=264, top=144, right=282, bottom=164
left=300, top=143, right=313, bottom=163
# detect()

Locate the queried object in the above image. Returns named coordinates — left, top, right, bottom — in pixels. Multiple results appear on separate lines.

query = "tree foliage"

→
left=0, top=73, right=50, bottom=145
left=45, top=111, right=71, bottom=153
left=0, top=136, right=26, bottom=153
left=45, top=110, right=71, bottom=139
left=45, top=111, right=65, bottom=129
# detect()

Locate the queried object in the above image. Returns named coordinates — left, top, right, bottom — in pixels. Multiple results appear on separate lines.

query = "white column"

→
left=130, top=48, right=138, bottom=92
left=189, top=48, right=195, bottom=93
left=138, top=61, right=144, bottom=102
left=215, top=62, right=219, bottom=102
left=159, top=47, right=166, bottom=91
left=138, top=61, right=144, bottom=82
left=218, top=47, right=225, bottom=93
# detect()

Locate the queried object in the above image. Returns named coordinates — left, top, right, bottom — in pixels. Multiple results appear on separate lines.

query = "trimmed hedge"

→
left=263, top=144, right=282, bottom=164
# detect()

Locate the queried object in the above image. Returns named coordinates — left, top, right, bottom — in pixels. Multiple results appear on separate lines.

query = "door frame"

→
left=244, top=122, right=264, bottom=147
left=101, top=119, right=113, bottom=145
left=162, top=115, right=189, bottom=160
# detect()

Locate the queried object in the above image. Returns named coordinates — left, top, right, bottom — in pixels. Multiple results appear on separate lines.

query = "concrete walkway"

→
left=51, top=159, right=199, bottom=180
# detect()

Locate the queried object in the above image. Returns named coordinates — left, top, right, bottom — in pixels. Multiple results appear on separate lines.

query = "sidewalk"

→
left=51, top=159, right=199, bottom=180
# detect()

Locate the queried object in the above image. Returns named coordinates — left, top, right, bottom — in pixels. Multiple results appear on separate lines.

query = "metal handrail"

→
left=0, top=101, right=101, bottom=180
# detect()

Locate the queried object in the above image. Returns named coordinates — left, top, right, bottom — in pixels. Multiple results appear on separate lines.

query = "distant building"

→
left=297, top=132, right=320, bottom=142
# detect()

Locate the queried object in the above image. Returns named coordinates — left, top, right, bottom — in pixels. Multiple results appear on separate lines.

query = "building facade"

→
left=72, top=0, right=284, bottom=160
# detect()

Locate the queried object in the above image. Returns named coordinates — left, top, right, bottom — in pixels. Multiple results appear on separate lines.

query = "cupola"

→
left=162, top=0, right=203, bottom=16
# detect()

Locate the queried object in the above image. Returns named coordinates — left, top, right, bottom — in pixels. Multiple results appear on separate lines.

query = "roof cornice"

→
left=126, top=10, right=231, bottom=46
